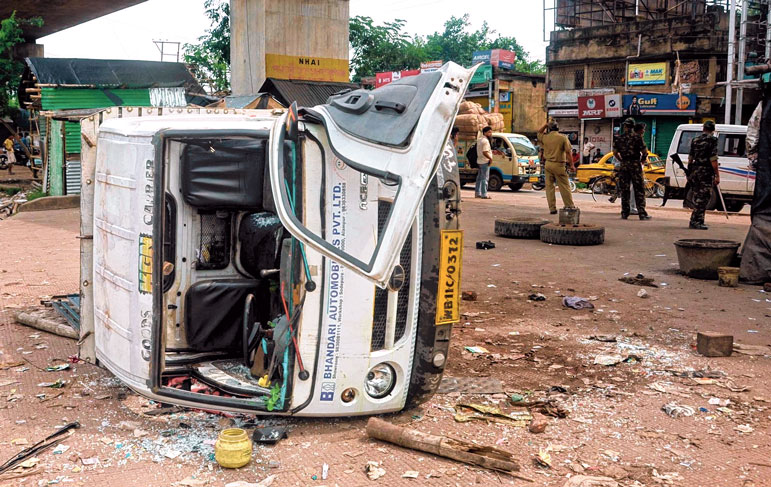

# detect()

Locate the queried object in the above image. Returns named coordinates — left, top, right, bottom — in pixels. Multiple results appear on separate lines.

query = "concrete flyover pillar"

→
left=230, top=0, right=350, bottom=96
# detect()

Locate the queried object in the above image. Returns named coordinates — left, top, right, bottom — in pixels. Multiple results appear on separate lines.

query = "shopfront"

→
left=622, top=94, right=697, bottom=156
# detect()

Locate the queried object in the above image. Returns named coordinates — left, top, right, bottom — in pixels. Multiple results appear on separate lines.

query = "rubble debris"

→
left=464, top=346, right=489, bottom=355
left=454, top=403, right=533, bottom=427
left=662, top=403, right=695, bottom=418
left=366, top=417, right=521, bottom=473
left=14, top=311, right=78, bottom=340
left=534, top=446, right=552, bottom=468
left=528, top=414, right=548, bottom=434
left=37, top=379, right=66, bottom=388
left=476, top=240, right=495, bottom=250
left=365, top=461, right=386, bottom=480
left=588, top=335, right=617, bottom=343
left=734, top=424, right=754, bottom=434
left=225, top=476, right=277, bottom=487
left=637, top=288, right=649, bottom=298
left=618, top=273, right=658, bottom=287
left=528, top=293, right=546, bottom=301
left=562, top=475, right=619, bottom=487
left=0, top=422, right=79, bottom=474
left=594, top=354, right=624, bottom=366
left=437, top=376, right=504, bottom=395
left=697, top=332, right=733, bottom=357
left=176, top=477, right=208, bottom=487
left=252, top=426, right=288, bottom=444
left=402, top=470, right=419, bottom=478
left=563, top=296, right=595, bottom=309
left=733, top=343, right=771, bottom=356
left=461, top=290, right=478, bottom=301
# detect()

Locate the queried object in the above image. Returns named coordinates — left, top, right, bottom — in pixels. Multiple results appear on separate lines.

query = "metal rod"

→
left=725, top=0, right=737, bottom=124
left=736, top=0, right=748, bottom=124
left=766, top=2, right=771, bottom=60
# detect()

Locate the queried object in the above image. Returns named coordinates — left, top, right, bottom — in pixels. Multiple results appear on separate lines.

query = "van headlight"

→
left=364, top=363, right=396, bottom=399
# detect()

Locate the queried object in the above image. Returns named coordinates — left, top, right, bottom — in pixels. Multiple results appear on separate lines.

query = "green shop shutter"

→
left=40, top=88, right=152, bottom=110
left=652, top=118, right=682, bottom=157
left=65, top=122, right=81, bottom=154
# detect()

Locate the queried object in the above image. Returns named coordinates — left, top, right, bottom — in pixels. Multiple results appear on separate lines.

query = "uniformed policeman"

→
left=612, top=118, right=651, bottom=220
left=688, top=120, right=720, bottom=230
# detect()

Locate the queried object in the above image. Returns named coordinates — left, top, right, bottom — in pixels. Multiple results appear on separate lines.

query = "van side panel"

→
left=93, top=131, right=155, bottom=393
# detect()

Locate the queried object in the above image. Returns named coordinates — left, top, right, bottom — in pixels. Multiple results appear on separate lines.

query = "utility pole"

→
left=735, top=0, right=748, bottom=125
left=725, top=0, right=736, bottom=125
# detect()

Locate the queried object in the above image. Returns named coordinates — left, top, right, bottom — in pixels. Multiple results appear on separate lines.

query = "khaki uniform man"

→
left=537, top=119, right=575, bottom=214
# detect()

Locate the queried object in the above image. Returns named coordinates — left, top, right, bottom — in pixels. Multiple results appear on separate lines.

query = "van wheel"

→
left=508, top=182, right=524, bottom=192
left=725, top=200, right=745, bottom=212
left=488, top=173, right=504, bottom=192
left=540, top=223, right=605, bottom=246
left=495, top=217, right=550, bottom=239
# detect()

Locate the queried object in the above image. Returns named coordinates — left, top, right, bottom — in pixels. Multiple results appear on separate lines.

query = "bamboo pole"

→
left=365, top=418, right=524, bottom=475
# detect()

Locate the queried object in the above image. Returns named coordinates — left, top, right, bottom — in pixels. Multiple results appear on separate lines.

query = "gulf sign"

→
left=578, top=94, right=622, bottom=119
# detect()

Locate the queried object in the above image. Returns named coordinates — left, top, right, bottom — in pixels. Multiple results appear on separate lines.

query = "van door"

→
left=269, top=62, right=474, bottom=288
left=717, top=131, right=750, bottom=193
left=491, top=135, right=514, bottom=182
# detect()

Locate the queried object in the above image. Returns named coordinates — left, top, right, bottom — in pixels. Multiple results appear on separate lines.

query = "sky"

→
left=39, top=0, right=549, bottom=64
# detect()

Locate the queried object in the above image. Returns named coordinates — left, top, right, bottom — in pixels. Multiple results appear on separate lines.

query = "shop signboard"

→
left=547, top=90, right=579, bottom=107
left=265, top=53, right=349, bottom=82
left=472, top=49, right=516, bottom=70
left=622, top=94, right=696, bottom=116
left=375, top=69, right=421, bottom=88
left=420, top=60, right=443, bottom=73
left=627, top=62, right=668, bottom=86
left=578, top=94, right=622, bottom=119
left=470, top=64, right=493, bottom=84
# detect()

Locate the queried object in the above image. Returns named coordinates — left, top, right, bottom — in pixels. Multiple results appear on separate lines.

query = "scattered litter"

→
left=563, top=296, right=594, bottom=309
left=534, top=446, right=552, bottom=468
left=588, top=335, right=617, bottom=342
left=618, top=274, right=658, bottom=287
left=225, top=476, right=276, bottom=487
left=562, top=476, right=618, bottom=487
left=44, top=364, right=70, bottom=372
left=18, top=457, right=39, bottom=469
left=464, top=346, right=489, bottom=355
left=735, top=424, right=754, bottom=434
left=52, top=445, right=70, bottom=455
left=528, top=293, right=546, bottom=301
left=81, top=457, right=99, bottom=466
left=637, top=288, right=649, bottom=299
left=454, top=403, right=533, bottom=427
left=662, top=403, right=695, bottom=418
left=322, top=463, right=329, bottom=480
left=11, top=438, right=28, bottom=445
left=176, top=477, right=208, bottom=487
left=708, top=397, right=730, bottom=407
left=0, top=379, right=20, bottom=387
left=461, top=291, right=477, bottom=301
left=486, top=284, right=496, bottom=288
left=733, top=343, right=771, bottom=356
left=37, top=379, right=66, bottom=388
left=253, top=426, right=288, bottom=444
left=99, top=437, right=113, bottom=445
left=402, top=470, right=419, bottom=478
left=164, top=449, right=182, bottom=459
left=365, top=461, right=386, bottom=480
left=476, top=240, right=495, bottom=250
left=594, top=354, right=624, bottom=366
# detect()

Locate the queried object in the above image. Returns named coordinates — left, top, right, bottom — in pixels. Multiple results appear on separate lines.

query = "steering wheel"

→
left=242, top=294, right=263, bottom=368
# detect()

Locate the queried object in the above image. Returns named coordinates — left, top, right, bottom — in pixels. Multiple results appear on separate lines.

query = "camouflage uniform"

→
left=747, top=102, right=761, bottom=172
left=688, top=133, right=719, bottom=225
left=613, top=130, right=648, bottom=217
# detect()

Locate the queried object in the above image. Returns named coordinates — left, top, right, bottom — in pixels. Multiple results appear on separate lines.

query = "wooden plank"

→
left=78, top=115, right=98, bottom=362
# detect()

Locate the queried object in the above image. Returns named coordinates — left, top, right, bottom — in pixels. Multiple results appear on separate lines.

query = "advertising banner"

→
left=627, top=62, right=668, bottom=86
left=472, top=49, right=516, bottom=70
left=470, top=64, right=493, bottom=84
left=578, top=94, right=622, bottom=119
left=265, top=53, right=349, bottom=83
left=622, top=94, right=697, bottom=116
left=420, top=60, right=443, bottom=73
left=374, top=69, right=421, bottom=88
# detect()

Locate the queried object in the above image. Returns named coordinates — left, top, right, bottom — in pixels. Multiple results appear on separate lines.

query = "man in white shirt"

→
left=582, top=137, right=595, bottom=165
left=475, top=126, right=493, bottom=199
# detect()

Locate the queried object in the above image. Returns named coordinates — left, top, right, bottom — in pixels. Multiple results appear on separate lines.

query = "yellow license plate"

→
left=529, top=176, right=539, bottom=182
left=436, top=230, right=463, bottom=325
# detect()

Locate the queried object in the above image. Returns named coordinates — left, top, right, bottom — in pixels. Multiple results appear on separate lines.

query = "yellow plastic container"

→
left=214, top=428, right=252, bottom=468
left=717, top=266, right=740, bottom=287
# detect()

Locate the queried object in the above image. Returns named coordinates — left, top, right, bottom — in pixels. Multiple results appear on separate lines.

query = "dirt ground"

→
left=1, top=188, right=770, bottom=487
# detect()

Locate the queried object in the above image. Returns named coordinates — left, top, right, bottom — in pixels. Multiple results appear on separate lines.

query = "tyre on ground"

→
left=539, top=223, right=605, bottom=246
left=494, top=217, right=550, bottom=239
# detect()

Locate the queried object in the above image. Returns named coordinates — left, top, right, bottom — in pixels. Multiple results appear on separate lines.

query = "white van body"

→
left=84, top=62, right=472, bottom=416
left=664, top=124, right=753, bottom=211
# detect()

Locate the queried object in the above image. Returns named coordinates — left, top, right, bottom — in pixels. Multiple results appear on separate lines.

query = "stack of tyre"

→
left=494, top=218, right=605, bottom=246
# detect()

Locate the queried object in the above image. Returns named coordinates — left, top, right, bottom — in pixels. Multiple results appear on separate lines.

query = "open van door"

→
left=269, top=62, right=474, bottom=288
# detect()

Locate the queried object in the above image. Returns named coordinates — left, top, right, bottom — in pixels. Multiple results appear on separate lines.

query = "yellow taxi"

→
left=576, top=151, right=666, bottom=185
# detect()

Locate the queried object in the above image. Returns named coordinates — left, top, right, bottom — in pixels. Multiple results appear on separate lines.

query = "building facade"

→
left=545, top=1, right=761, bottom=156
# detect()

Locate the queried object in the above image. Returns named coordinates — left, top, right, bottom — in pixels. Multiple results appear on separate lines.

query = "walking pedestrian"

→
left=3, top=135, right=15, bottom=175
left=537, top=119, right=575, bottom=214
left=612, top=118, right=651, bottom=220
left=582, top=137, right=595, bottom=165
left=687, top=120, right=720, bottom=230
left=475, top=126, right=493, bottom=199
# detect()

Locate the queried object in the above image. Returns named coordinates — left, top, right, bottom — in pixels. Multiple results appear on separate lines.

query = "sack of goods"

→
left=458, top=101, right=486, bottom=115
left=483, top=113, right=505, bottom=132
left=455, top=113, right=487, bottom=135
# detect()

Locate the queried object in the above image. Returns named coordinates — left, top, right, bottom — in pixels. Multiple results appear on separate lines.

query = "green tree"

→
left=0, top=11, right=42, bottom=116
left=183, top=0, right=230, bottom=93
left=349, top=16, right=428, bottom=82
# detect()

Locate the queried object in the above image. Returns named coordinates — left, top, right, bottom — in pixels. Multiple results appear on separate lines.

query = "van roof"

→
left=494, top=132, right=530, bottom=138
left=676, top=123, right=746, bottom=133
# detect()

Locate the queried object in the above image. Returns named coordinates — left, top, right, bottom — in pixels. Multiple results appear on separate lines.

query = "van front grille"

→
left=371, top=200, right=413, bottom=351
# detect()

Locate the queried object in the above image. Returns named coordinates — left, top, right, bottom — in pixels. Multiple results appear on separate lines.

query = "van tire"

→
left=508, top=182, right=524, bottom=192
left=725, top=200, right=745, bottom=212
left=540, top=223, right=605, bottom=246
left=488, top=173, right=504, bottom=192
left=494, top=217, right=550, bottom=239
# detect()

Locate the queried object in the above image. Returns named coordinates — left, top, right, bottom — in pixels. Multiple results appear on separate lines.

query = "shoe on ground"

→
left=608, top=196, right=617, bottom=203
left=481, top=195, right=492, bottom=199
left=689, top=222, right=708, bottom=230
left=550, top=210, right=558, bottom=214
left=621, top=213, right=629, bottom=219
left=630, top=210, right=639, bottom=215
left=639, top=214, right=652, bottom=220
left=474, top=194, right=482, bottom=198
